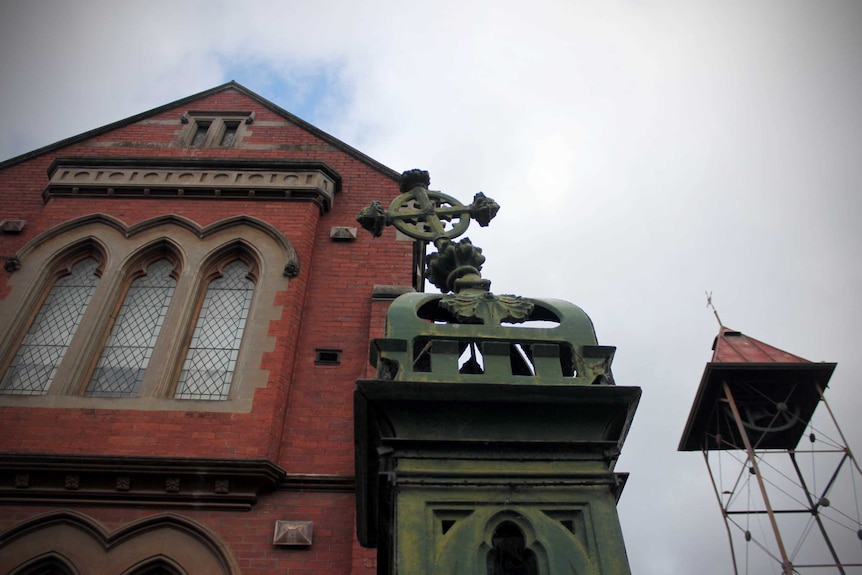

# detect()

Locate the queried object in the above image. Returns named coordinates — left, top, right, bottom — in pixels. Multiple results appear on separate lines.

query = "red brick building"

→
left=0, top=82, right=415, bottom=575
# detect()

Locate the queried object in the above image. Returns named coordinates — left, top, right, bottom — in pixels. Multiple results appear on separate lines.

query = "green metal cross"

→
left=357, top=169, right=499, bottom=243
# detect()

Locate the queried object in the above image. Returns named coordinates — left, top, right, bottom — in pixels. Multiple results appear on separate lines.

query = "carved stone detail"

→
left=330, top=226, right=358, bottom=240
left=1, top=219, right=26, bottom=233
left=64, top=475, right=80, bottom=490
left=273, top=520, right=313, bottom=546
left=214, top=479, right=230, bottom=494
left=5, top=255, right=21, bottom=273
left=283, top=258, right=300, bottom=278
left=165, top=477, right=181, bottom=493
left=116, top=476, right=131, bottom=491
left=45, top=167, right=336, bottom=209
left=14, top=474, right=29, bottom=488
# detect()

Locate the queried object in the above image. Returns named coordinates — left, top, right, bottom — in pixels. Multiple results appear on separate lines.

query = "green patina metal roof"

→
left=370, top=291, right=616, bottom=386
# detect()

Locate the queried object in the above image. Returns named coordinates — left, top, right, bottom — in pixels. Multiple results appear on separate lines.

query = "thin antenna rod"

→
left=706, top=291, right=724, bottom=328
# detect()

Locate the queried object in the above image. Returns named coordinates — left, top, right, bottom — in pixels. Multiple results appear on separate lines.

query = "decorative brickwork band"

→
left=44, top=163, right=337, bottom=212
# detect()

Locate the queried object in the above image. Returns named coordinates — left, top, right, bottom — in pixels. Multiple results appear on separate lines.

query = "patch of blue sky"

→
left=220, top=58, right=350, bottom=133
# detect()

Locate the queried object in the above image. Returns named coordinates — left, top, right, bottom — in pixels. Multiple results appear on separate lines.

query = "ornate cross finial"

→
left=357, top=169, right=499, bottom=243
left=357, top=169, right=500, bottom=293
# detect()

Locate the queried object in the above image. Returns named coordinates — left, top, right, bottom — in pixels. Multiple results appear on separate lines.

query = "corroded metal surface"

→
left=357, top=169, right=498, bottom=293
left=679, top=327, right=836, bottom=451
left=356, top=170, right=640, bottom=575
left=357, top=169, right=498, bottom=243
left=370, top=292, right=616, bottom=386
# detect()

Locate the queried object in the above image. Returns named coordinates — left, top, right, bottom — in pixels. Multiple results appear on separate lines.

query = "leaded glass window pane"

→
left=0, top=258, right=100, bottom=395
left=175, top=260, right=253, bottom=400
left=220, top=123, right=238, bottom=146
left=191, top=123, right=209, bottom=146
left=85, top=258, right=175, bottom=398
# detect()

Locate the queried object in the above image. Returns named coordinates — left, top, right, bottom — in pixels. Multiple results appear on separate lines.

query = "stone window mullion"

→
left=203, top=118, right=225, bottom=148
left=181, top=111, right=250, bottom=148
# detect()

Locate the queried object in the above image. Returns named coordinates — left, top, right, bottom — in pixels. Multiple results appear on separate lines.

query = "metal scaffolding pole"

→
left=788, top=451, right=847, bottom=573
left=723, top=382, right=793, bottom=575
left=703, top=449, right=741, bottom=575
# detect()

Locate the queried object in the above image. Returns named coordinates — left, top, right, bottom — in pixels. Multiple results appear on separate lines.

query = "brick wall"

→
left=0, top=492, right=362, bottom=575
left=0, top=87, right=411, bottom=574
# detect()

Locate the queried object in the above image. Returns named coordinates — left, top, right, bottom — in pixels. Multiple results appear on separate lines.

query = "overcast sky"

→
left=2, top=1, right=861, bottom=572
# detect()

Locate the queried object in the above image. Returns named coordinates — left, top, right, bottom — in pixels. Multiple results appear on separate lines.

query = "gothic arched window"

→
left=85, top=258, right=177, bottom=397
left=174, top=259, right=254, bottom=400
left=11, top=555, right=76, bottom=575
left=486, top=521, right=538, bottom=575
left=125, top=559, right=183, bottom=575
left=1, top=215, right=291, bottom=408
left=1, top=257, right=100, bottom=396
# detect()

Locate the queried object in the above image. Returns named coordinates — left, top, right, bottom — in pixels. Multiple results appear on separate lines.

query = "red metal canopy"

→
left=712, top=327, right=809, bottom=364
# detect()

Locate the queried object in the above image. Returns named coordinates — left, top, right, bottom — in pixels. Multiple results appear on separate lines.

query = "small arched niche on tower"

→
left=486, top=521, right=539, bottom=575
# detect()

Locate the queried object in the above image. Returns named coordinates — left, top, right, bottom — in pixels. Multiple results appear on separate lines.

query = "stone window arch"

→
left=0, top=240, right=105, bottom=396
left=0, top=214, right=293, bottom=412
left=10, top=554, right=78, bottom=575
left=0, top=511, right=239, bottom=575
left=122, top=557, right=186, bottom=575
left=486, top=521, right=539, bottom=575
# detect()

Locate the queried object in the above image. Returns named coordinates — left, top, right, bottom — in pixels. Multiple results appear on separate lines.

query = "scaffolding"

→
left=680, top=328, right=862, bottom=574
